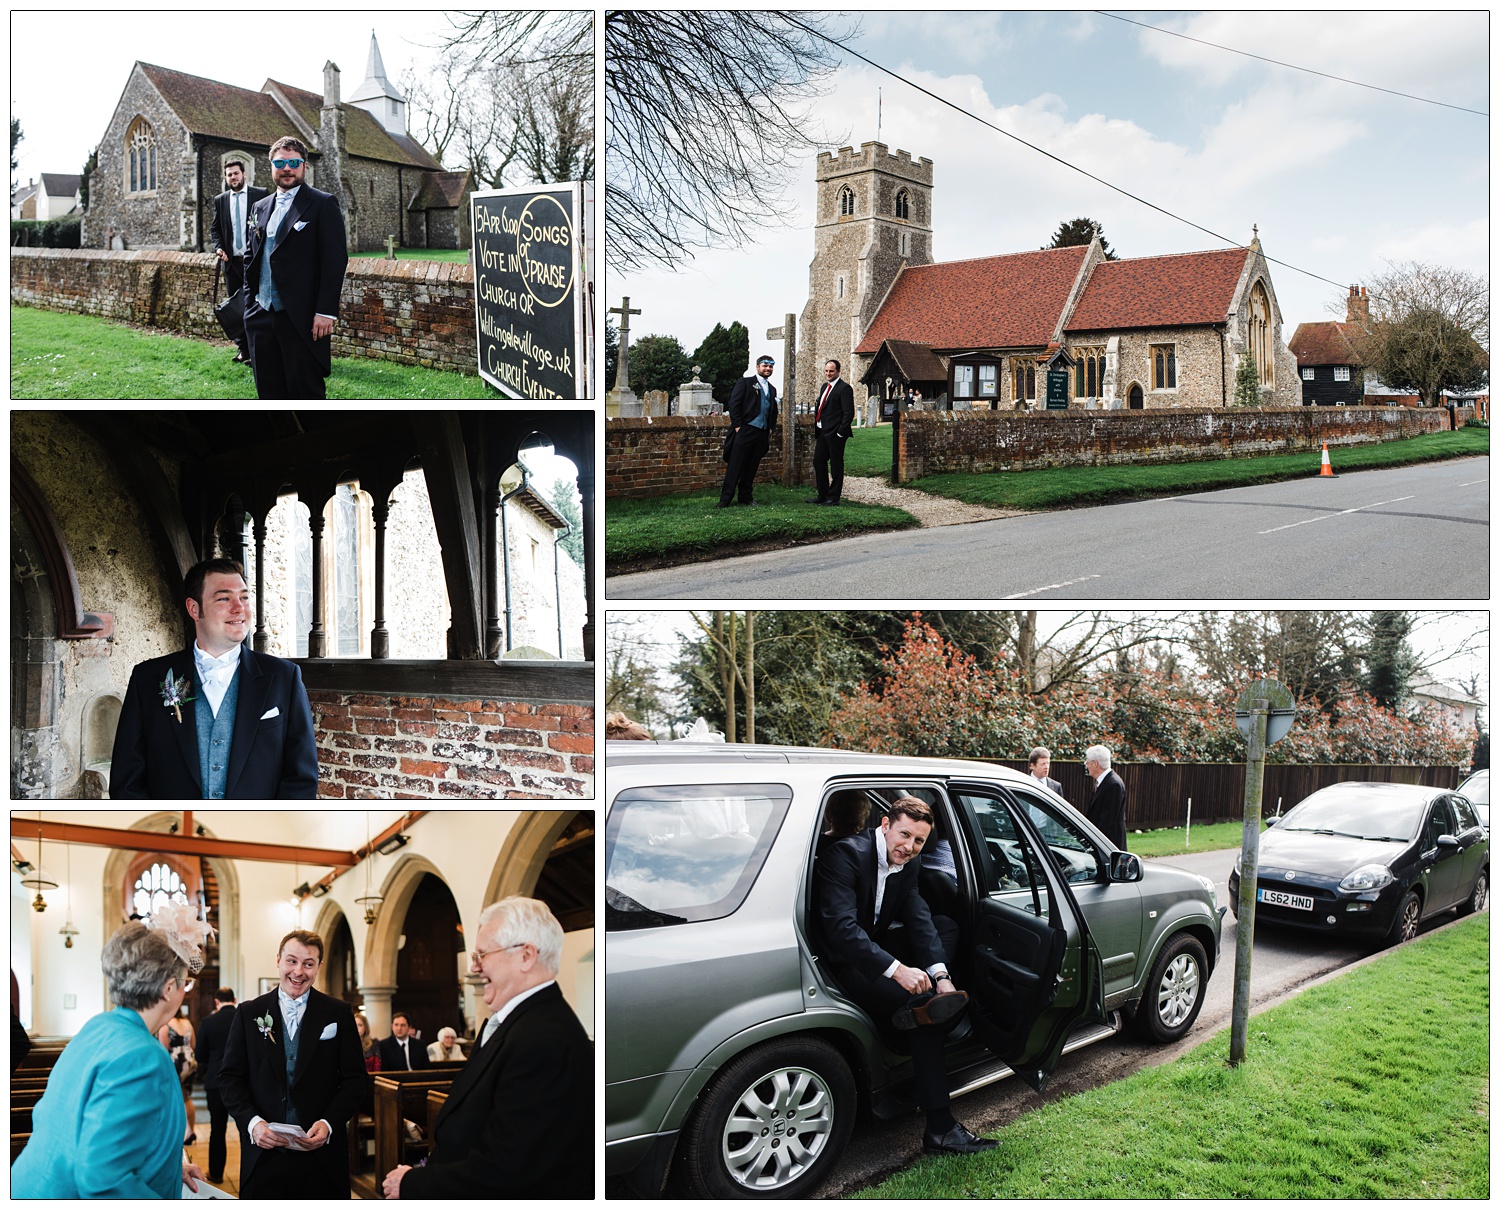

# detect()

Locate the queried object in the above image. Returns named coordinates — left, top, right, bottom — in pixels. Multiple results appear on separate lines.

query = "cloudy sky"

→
left=10, top=12, right=470, bottom=186
left=608, top=10, right=1488, bottom=395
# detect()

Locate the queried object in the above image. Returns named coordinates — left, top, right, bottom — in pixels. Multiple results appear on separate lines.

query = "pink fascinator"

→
left=147, top=900, right=215, bottom=973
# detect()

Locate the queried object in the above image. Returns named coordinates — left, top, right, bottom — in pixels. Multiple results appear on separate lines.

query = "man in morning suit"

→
left=217, top=931, right=366, bottom=1198
left=110, top=556, right=318, bottom=799
left=1084, top=744, right=1128, bottom=850
left=1029, top=746, right=1065, bottom=797
left=209, top=159, right=268, bottom=364
left=243, top=135, right=349, bottom=399
left=376, top=1012, right=432, bottom=1072
left=382, top=898, right=593, bottom=1200
left=197, top=987, right=239, bottom=1185
left=716, top=354, right=779, bottom=508
left=807, top=358, right=855, bottom=505
left=814, top=798, right=996, bottom=1157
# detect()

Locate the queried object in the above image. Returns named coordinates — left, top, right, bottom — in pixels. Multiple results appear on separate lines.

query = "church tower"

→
left=798, top=141, right=933, bottom=403
left=348, top=30, right=408, bottom=134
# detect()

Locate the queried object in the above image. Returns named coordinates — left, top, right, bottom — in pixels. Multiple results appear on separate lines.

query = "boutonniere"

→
left=255, top=1013, right=277, bottom=1045
left=159, top=669, right=196, bottom=723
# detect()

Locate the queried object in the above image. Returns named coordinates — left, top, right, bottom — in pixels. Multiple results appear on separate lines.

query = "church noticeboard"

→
left=470, top=183, right=593, bottom=399
left=1046, top=369, right=1070, bottom=410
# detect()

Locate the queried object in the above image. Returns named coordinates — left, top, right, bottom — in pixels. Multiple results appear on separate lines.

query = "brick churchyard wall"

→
left=607, top=415, right=816, bottom=498
left=310, top=690, right=593, bottom=800
left=895, top=406, right=1458, bottom=482
left=11, top=248, right=477, bottom=374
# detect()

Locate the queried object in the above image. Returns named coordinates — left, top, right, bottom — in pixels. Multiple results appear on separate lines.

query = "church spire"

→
left=348, top=30, right=408, bottom=135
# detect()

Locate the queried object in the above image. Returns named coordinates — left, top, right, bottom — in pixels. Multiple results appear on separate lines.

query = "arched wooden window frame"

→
left=894, top=188, right=910, bottom=220
left=125, top=116, right=158, bottom=196
left=838, top=186, right=854, bottom=217
left=1249, top=281, right=1274, bottom=388
left=123, top=851, right=201, bottom=923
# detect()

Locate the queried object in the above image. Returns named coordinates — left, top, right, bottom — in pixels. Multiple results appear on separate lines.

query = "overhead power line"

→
left=1097, top=11, right=1488, bottom=118
left=781, top=14, right=1381, bottom=299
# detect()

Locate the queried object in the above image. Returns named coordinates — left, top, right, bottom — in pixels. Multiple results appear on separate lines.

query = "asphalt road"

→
left=608, top=456, right=1489, bottom=600
left=809, top=845, right=1475, bottom=1198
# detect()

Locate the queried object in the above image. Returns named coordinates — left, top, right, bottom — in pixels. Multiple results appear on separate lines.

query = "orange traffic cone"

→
left=1319, top=443, right=1336, bottom=478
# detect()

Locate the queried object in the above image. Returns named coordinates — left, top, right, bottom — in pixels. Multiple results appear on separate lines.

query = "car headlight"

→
left=1196, top=874, right=1218, bottom=907
left=1338, top=864, right=1394, bottom=892
left=1233, top=851, right=1242, bottom=876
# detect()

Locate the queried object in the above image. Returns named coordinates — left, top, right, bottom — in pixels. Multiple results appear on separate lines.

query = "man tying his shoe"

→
left=814, top=797, right=997, bottom=1156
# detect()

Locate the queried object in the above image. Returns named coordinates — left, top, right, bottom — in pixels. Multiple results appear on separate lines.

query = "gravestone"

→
left=643, top=389, right=669, bottom=417
left=606, top=296, right=642, bottom=417
left=676, top=365, right=715, bottom=416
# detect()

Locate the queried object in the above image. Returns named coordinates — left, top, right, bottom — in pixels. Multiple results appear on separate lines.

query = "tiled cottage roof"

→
left=1065, top=247, right=1250, bottom=331
left=270, top=81, right=441, bottom=170
left=39, top=174, right=81, bottom=198
left=1289, top=320, right=1361, bottom=367
left=855, top=246, right=1089, bottom=355
left=882, top=339, right=948, bottom=382
left=409, top=169, right=472, bottom=210
left=139, top=63, right=299, bottom=148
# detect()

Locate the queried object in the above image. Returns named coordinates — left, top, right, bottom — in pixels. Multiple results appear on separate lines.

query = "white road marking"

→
left=1457, top=479, right=1487, bottom=487
left=1001, top=574, right=1102, bottom=599
left=1257, top=496, right=1416, bottom=535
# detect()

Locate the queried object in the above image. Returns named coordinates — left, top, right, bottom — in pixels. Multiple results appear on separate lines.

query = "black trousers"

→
left=223, top=258, right=251, bottom=357
left=813, top=429, right=847, bottom=501
left=240, top=1139, right=349, bottom=1199
left=828, top=917, right=960, bottom=1124
left=205, top=1086, right=229, bottom=1180
left=718, top=425, right=770, bottom=505
left=247, top=307, right=328, bottom=400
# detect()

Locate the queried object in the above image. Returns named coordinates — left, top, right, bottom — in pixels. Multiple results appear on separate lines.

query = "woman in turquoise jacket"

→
left=13, top=908, right=212, bottom=1198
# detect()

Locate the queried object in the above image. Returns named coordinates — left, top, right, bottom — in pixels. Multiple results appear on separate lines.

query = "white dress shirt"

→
left=248, top=988, right=330, bottom=1141
left=193, top=643, right=240, bottom=718
left=479, top=979, right=555, bottom=1048
left=875, top=831, right=949, bottom=983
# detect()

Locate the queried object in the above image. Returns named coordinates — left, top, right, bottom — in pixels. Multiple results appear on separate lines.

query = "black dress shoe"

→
left=232, top=352, right=251, bottom=364
left=892, top=989, right=968, bottom=1031
left=805, top=495, right=827, bottom=503
left=819, top=497, right=840, bottom=506
left=923, top=1121, right=998, bottom=1156
left=742, top=500, right=765, bottom=506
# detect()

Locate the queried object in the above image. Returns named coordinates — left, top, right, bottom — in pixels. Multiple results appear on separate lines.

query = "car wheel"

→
left=1382, top=889, right=1422, bottom=946
left=675, top=1037, right=856, bottom=1199
left=1457, top=868, right=1487, bottom=917
left=1130, top=934, right=1208, bottom=1044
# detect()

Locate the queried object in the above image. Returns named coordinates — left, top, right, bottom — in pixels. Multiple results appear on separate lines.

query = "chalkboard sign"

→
left=1046, top=369, right=1070, bottom=410
left=470, top=183, right=593, bottom=399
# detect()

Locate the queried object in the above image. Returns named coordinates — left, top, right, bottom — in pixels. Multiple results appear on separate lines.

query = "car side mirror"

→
left=1109, top=851, right=1143, bottom=883
left=1436, top=834, right=1461, bottom=852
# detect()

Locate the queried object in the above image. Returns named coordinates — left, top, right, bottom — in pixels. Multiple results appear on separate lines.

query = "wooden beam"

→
left=294, top=658, right=593, bottom=705
left=11, top=820, right=356, bottom=867
left=298, top=811, right=429, bottom=901
left=415, top=415, right=484, bottom=660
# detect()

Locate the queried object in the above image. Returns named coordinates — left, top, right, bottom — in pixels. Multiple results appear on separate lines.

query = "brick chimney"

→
left=1346, top=284, right=1370, bottom=327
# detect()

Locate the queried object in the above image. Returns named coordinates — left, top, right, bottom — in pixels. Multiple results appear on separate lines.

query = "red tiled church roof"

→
left=854, top=246, right=1088, bottom=355
left=1289, top=321, right=1360, bottom=367
left=269, top=81, right=441, bottom=170
left=1065, top=248, right=1250, bottom=331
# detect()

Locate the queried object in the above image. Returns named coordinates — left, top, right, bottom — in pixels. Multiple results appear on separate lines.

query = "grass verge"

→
left=907, top=426, right=1488, bottom=510
left=844, top=425, right=894, bottom=477
left=606, top=482, right=918, bottom=572
left=857, top=912, right=1488, bottom=1199
left=1129, top=819, right=1259, bottom=858
left=10, top=304, right=493, bottom=398
left=347, top=248, right=470, bottom=262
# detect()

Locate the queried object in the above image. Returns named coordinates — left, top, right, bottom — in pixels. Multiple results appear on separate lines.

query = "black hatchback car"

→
left=1228, top=782, right=1488, bottom=947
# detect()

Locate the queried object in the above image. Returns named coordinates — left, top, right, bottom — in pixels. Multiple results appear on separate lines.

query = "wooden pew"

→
left=14, top=1042, right=65, bottom=1073
left=369, top=1072, right=455, bottom=1195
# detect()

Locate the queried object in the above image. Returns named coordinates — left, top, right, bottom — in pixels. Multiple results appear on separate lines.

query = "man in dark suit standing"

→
left=813, top=799, right=995, bottom=1157
left=197, top=987, right=239, bottom=1185
left=807, top=358, right=856, bottom=505
left=716, top=354, right=779, bottom=508
left=110, top=557, right=318, bottom=799
left=209, top=160, right=268, bottom=365
left=1029, top=746, right=1065, bottom=797
left=243, top=135, right=348, bottom=399
left=217, top=931, right=366, bottom=1198
left=382, top=898, right=592, bottom=1199
left=1085, top=744, right=1128, bottom=849
left=376, top=1013, right=432, bottom=1072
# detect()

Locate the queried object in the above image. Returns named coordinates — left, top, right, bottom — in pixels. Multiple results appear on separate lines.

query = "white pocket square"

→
left=293, top=220, right=308, bottom=232
left=319, top=1022, right=337, bottom=1041
left=260, top=706, right=280, bottom=720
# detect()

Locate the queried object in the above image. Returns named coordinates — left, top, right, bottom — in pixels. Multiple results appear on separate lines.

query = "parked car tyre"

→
left=1456, top=867, right=1487, bottom=917
left=1130, top=934, right=1208, bottom=1043
left=1382, top=890, right=1422, bottom=948
left=675, top=1038, right=856, bottom=1199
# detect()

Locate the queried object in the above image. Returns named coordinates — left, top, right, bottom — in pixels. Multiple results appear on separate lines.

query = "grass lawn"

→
left=908, top=426, right=1489, bottom=510
left=845, top=425, right=894, bottom=476
left=11, top=304, right=493, bottom=398
left=859, top=912, right=1488, bottom=1199
left=347, top=248, right=470, bottom=262
left=606, top=482, right=918, bottom=568
left=1130, top=819, right=1261, bottom=858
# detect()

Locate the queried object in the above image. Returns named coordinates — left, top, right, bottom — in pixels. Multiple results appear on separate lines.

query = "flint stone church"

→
left=798, top=141, right=1301, bottom=415
left=83, top=33, right=473, bottom=254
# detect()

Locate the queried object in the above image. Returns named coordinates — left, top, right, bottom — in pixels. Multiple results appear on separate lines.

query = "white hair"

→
left=1086, top=744, right=1112, bottom=770
left=477, top=896, right=564, bottom=976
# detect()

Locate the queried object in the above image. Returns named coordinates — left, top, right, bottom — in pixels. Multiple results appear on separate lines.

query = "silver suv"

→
left=606, top=743, right=1225, bottom=1198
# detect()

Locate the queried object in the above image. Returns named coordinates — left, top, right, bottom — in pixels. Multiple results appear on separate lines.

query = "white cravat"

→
left=278, top=988, right=309, bottom=1040
left=193, top=643, right=239, bottom=718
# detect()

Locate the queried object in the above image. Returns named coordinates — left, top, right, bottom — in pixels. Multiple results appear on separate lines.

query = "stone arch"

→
left=1249, top=280, right=1274, bottom=389
left=125, top=116, right=158, bottom=195
left=483, top=810, right=581, bottom=905
left=310, top=897, right=359, bottom=1003
left=894, top=188, right=910, bottom=220
left=361, top=852, right=449, bottom=987
left=1128, top=382, right=1144, bottom=410
left=838, top=185, right=854, bottom=217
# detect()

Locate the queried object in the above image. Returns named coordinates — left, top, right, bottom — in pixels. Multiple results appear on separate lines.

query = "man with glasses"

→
left=382, top=898, right=593, bottom=1199
left=716, top=354, right=780, bottom=508
left=209, top=160, right=267, bottom=365
left=243, top=135, right=349, bottom=399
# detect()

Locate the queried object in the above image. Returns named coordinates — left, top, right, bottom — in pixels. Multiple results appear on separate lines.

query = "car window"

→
left=1425, top=798, right=1456, bottom=848
left=1010, top=787, right=1100, bottom=884
left=606, top=782, right=792, bottom=930
left=950, top=788, right=1043, bottom=907
left=1452, top=795, right=1480, bottom=833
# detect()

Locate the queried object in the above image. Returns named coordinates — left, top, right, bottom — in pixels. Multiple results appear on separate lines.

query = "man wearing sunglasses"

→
left=243, top=136, right=349, bottom=398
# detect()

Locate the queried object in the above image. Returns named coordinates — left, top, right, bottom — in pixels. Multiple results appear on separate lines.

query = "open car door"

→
left=948, top=780, right=1106, bottom=1092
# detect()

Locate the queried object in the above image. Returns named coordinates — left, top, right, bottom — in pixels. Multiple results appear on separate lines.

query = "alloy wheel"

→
left=1397, top=893, right=1421, bottom=942
left=1156, top=952, right=1201, bottom=1028
left=721, top=1065, right=836, bottom=1192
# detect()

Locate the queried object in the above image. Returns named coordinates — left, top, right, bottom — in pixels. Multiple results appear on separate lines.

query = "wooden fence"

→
left=990, top=761, right=1465, bottom=831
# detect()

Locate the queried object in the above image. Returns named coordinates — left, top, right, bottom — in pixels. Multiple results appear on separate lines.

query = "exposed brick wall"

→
left=894, top=406, right=1457, bottom=482
left=310, top=689, right=593, bottom=800
left=606, top=414, right=816, bottom=498
left=11, top=248, right=477, bottom=374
